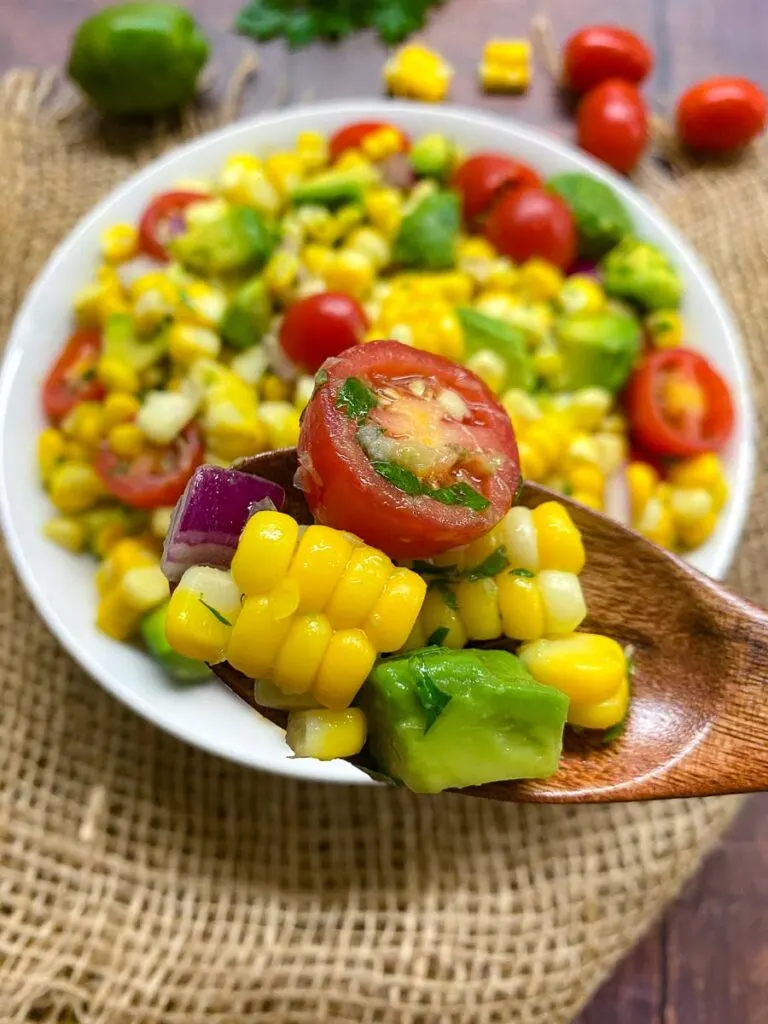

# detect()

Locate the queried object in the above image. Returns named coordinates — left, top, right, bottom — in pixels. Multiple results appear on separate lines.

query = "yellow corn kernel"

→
left=626, top=461, right=659, bottom=520
left=168, top=324, right=221, bottom=364
left=165, top=565, right=241, bottom=663
left=130, top=271, right=178, bottom=304
left=296, top=131, right=329, bottom=172
left=102, top=392, right=140, bottom=428
left=219, top=156, right=281, bottom=215
left=568, top=463, right=605, bottom=502
left=346, top=227, right=391, bottom=270
left=669, top=487, right=714, bottom=527
left=121, top=564, right=169, bottom=611
left=677, top=510, right=718, bottom=549
left=569, top=387, right=612, bottom=430
left=457, top=236, right=496, bottom=262
left=384, top=43, right=453, bottom=103
left=49, top=462, right=103, bottom=513
left=151, top=506, right=174, bottom=540
left=73, top=282, right=106, bottom=327
left=537, top=570, right=587, bottom=634
left=668, top=453, right=728, bottom=511
left=465, top=349, right=507, bottom=393
left=106, top=422, right=144, bottom=458
left=568, top=672, right=630, bottom=731
left=571, top=490, right=603, bottom=512
left=176, top=280, right=227, bottom=329
left=455, top=577, right=502, bottom=641
left=254, top=679, right=320, bottom=711
left=501, top=388, right=541, bottom=425
left=533, top=342, right=564, bottom=380
left=418, top=587, right=468, bottom=650
left=364, top=568, right=428, bottom=653
left=520, top=259, right=564, bottom=301
left=335, top=204, right=364, bottom=235
left=272, top=613, right=333, bottom=694
left=646, top=309, right=683, bottom=348
left=231, top=510, right=300, bottom=596
left=98, top=356, right=140, bottom=395
left=497, top=572, right=545, bottom=641
left=324, top=546, right=393, bottom=629
left=263, top=250, right=301, bottom=302
left=531, top=502, right=586, bottom=574
left=265, top=152, right=304, bottom=198
left=312, top=629, right=377, bottom=710
left=100, top=222, right=138, bottom=264
left=302, top=243, right=335, bottom=277
left=364, top=188, right=403, bottom=237
left=257, top=401, right=301, bottom=449
left=287, top=525, right=355, bottom=613
left=636, top=495, right=675, bottom=548
left=43, top=515, right=87, bottom=553
left=360, top=125, right=405, bottom=161
left=526, top=421, right=567, bottom=475
left=286, top=707, right=367, bottom=760
left=293, top=375, right=316, bottom=412
left=324, top=249, right=375, bottom=300
left=520, top=632, right=625, bottom=704
left=37, top=428, right=66, bottom=484
left=517, top=439, right=546, bottom=482
left=334, top=148, right=371, bottom=171
left=95, top=536, right=156, bottom=595
left=480, top=38, right=532, bottom=92
left=558, top=275, right=606, bottom=316
left=61, top=401, right=105, bottom=447
left=227, top=593, right=292, bottom=678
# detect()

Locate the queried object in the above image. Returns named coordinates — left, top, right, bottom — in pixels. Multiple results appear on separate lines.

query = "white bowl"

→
left=0, top=101, right=755, bottom=785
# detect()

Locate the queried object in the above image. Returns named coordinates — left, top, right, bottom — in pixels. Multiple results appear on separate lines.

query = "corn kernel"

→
left=166, top=566, right=241, bottom=663
left=361, top=125, right=405, bottom=161
left=313, top=629, right=377, bottom=710
left=517, top=439, right=545, bottom=482
left=176, top=281, right=227, bottom=329
left=571, top=490, right=603, bottom=511
left=346, top=227, right=391, bottom=270
left=384, top=43, right=453, bottom=103
left=100, top=222, right=138, bottom=264
left=286, top=707, right=367, bottom=760
left=98, top=357, right=140, bottom=394
left=264, top=250, right=300, bottom=301
left=455, top=577, right=502, bottom=641
left=669, top=487, right=714, bottom=527
left=43, top=515, right=87, bottom=552
left=646, top=309, right=683, bottom=348
left=260, top=373, right=290, bottom=402
left=61, top=401, right=105, bottom=447
left=37, top=428, right=66, bottom=484
left=537, top=570, right=587, bottom=635
left=531, top=501, right=586, bottom=574
left=169, top=324, right=221, bottom=364
left=364, top=568, right=428, bottom=653
left=364, top=188, right=403, bottom=237
left=102, top=392, right=140, bottom=428
left=151, top=506, right=174, bottom=540
left=496, top=572, right=545, bottom=641
left=520, top=633, right=626, bottom=704
left=49, top=462, right=104, bottom=513
left=626, top=462, right=659, bottom=520
left=258, top=401, right=301, bottom=449
left=293, top=375, right=316, bottom=412
left=559, top=275, right=606, bottom=316
left=265, top=152, right=304, bottom=198
left=227, top=593, right=293, bottom=678
left=568, top=672, right=630, bottom=731
left=520, top=259, right=564, bottom=301
left=296, top=131, right=329, bottom=172
left=231, top=510, right=301, bottom=596
left=568, top=464, right=605, bottom=501
left=668, top=453, right=723, bottom=491
left=569, top=387, right=612, bottom=430
left=324, top=249, right=375, bottom=300
left=465, top=349, right=507, bottom=394
left=480, top=38, right=532, bottom=93
left=107, top=423, right=144, bottom=458
left=302, top=243, right=335, bottom=277
left=636, top=495, right=675, bottom=548
left=677, top=510, right=718, bottom=549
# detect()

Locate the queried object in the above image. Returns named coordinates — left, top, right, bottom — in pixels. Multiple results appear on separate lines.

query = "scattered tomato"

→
left=452, top=153, right=541, bottom=223
left=42, top=328, right=105, bottom=422
left=329, top=121, right=410, bottom=162
left=138, top=190, right=209, bottom=262
left=484, top=186, right=576, bottom=270
left=676, top=76, right=767, bottom=153
left=95, top=424, right=204, bottom=509
left=563, top=25, right=653, bottom=93
left=297, top=341, right=520, bottom=559
left=577, top=79, right=648, bottom=173
left=280, top=292, right=368, bottom=374
left=626, top=348, right=735, bottom=458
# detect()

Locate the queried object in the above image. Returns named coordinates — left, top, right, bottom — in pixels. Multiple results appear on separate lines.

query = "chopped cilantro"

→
left=430, top=481, right=491, bottom=511
left=464, top=547, right=509, bottom=582
left=372, top=460, right=490, bottom=511
left=410, top=653, right=452, bottom=733
left=511, top=567, right=535, bottom=578
left=601, top=720, right=627, bottom=745
left=425, top=626, right=450, bottom=647
left=372, top=460, right=422, bottom=495
left=429, top=578, right=458, bottom=611
left=198, top=597, right=232, bottom=627
left=335, top=376, right=377, bottom=423
left=411, top=559, right=458, bottom=576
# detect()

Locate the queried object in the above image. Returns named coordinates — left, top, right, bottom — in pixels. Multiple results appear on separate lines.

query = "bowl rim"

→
left=0, top=99, right=756, bottom=784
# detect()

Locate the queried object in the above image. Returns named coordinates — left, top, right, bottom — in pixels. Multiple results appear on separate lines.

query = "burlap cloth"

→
left=0, top=68, right=766, bottom=1024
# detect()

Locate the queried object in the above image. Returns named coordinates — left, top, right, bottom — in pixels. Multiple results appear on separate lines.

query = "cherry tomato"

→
left=577, top=79, right=648, bottom=174
left=563, top=25, right=653, bottom=93
left=626, top=348, right=735, bottom=458
left=329, top=121, right=410, bottom=162
left=42, top=328, right=105, bottom=422
left=279, top=292, right=368, bottom=374
left=484, top=186, right=576, bottom=270
left=296, top=341, right=520, bottom=559
left=676, top=76, right=767, bottom=153
left=95, top=424, right=204, bottom=509
left=138, top=191, right=209, bottom=262
left=452, top=153, right=542, bottom=223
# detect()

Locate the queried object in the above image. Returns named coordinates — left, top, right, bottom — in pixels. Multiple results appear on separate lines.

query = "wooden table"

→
left=2, top=0, right=766, bottom=1020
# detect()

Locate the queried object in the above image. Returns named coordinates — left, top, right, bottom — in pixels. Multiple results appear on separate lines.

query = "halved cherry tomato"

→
left=577, top=79, right=648, bottom=174
left=94, top=423, right=204, bottom=509
left=329, top=121, right=410, bottom=162
left=484, top=186, right=576, bottom=270
left=42, top=328, right=105, bottom=422
left=563, top=25, right=653, bottom=93
left=138, top=190, right=209, bottom=262
left=297, top=341, right=520, bottom=559
left=280, top=292, right=368, bottom=374
left=676, top=77, right=767, bottom=153
left=626, top=348, right=735, bottom=458
left=452, top=153, right=542, bottom=223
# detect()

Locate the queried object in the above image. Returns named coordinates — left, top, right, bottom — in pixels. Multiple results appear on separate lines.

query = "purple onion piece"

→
left=379, top=152, right=416, bottom=191
left=161, top=465, right=285, bottom=582
left=568, top=258, right=600, bottom=278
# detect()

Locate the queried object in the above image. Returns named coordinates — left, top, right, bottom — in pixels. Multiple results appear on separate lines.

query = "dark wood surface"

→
left=1, top=0, right=766, bottom=1019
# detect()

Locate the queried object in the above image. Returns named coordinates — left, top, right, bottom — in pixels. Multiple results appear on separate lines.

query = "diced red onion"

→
left=568, top=258, right=600, bottom=278
left=161, top=465, right=285, bottom=582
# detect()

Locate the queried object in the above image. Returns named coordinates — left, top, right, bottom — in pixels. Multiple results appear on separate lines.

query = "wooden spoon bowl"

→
left=213, top=449, right=768, bottom=804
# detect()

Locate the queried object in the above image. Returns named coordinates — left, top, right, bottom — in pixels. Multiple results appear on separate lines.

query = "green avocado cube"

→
left=553, top=310, right=641, bottom=393
left=291, top=165, right=378, bottom=208
left=358, top=647, right=569, bottom=793
left=171, top=204, right=275, bottom=275
left=221, top=276, right=272, bottom=349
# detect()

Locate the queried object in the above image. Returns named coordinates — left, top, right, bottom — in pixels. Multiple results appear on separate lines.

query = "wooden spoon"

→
left=214, top=448, right=768, bottom=804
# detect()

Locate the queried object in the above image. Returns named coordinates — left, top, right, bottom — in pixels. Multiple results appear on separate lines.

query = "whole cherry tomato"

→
left=676, top=76, right=767, bottom=153
left=577, top=79, right=648, bottom=173
left=563, top=25, right=653, bottom=93
left=42, top=328, right=105, bottom=422
left=95, top=424, right=204, bottom=509
left=279, top=292, right=368, bottom=374
left=329, top=121, right=410, bottom=162
left=484, top=186, right=576, bottom=270
left=626, top=348, right=735, bottom=458
left=138, top=190, right=209, bottom=262
left=452, top=153, right=541, bottom=223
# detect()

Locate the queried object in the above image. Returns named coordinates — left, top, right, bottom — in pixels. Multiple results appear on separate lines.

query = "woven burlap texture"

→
left=0, top=70, right=765, bottom=1024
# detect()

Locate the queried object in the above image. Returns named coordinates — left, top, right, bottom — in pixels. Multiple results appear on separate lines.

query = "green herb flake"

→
left=511, top=567, right=535, bottom=578
left=373, top=460, right=422, bottom=495
left=429, top=480, right=491, bottom=511
left=411, top=559, right=459, bottom=577
left=81, top=367, right=97, bottom=382
left=425, top=626, right=450, bottom=647
left=429, top=578, right=458, bottom=611
left=464, top=547, right=509, bottom=582
left=601, top=720, right=627, bottom=745
left=410, top=654, right=452, bottom=733
left=335, top=376, right=377, bottom=423
left=198, top=597, right=232, bottom=627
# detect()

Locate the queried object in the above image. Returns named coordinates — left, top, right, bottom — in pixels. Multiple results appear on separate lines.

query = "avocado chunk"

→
left=601, top=236, right=683, bottom=311
left=101, top=313, right=167, bottom=372
left=220, top=276, right=272, bottom=349
left=291, top=165, right=378, bottom=208
left=171, top=204, right=275, bottom=276
left=141, top=602, right=210, bottom=681
left=457, top=307, right=535, bottom=391
left=358, top=647, right=569, bottom=793
left=409, top=133, right=456, bottom=180
left=553, top=310, right=641, bottom=393
left=393, top=190, right=460, bottom=270
left=548, top=172, right=633, bottom=258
